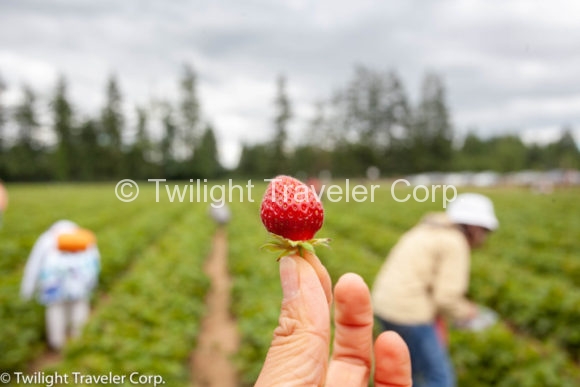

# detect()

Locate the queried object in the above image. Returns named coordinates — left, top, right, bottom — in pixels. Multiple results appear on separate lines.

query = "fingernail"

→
left=279, top=256, right=299, bottom=300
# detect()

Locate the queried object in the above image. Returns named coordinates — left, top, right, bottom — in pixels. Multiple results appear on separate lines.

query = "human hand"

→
left=255, top=252, right=412, bottom=387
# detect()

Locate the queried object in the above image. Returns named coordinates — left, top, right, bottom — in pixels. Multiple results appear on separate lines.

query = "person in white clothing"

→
left=21, top=220, right=100, bottom=351
left=208, top=199, right=231, bottom=226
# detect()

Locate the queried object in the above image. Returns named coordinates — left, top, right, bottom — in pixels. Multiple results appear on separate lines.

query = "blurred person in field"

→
left=0, top=180, right=8, bottom=227
left=371, top=193, right=499, bottom=387
left=306, top=177, right=323, bottom=198
left=208, top=198, right=231, bottom=227
left=20, top=220, right=100, bottom=351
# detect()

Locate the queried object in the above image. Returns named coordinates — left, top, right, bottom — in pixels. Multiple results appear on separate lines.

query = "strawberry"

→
left=260, top=175, right=329, bottom=258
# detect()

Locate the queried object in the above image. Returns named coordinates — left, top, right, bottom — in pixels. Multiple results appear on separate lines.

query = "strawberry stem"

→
left=261, top=233, right=330, bottom=260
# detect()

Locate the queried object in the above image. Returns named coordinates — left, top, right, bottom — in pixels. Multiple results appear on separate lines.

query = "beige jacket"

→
left=371, top=213, right=474, bottom=324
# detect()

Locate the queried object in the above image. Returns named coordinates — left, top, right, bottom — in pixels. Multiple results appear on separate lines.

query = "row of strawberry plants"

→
left=223, top=185, right=580, bottom=385
left=468, top=188, right=579, bottom=288
left=326, top=186, right=580, bottom=287
left=44, top=205, right=213, bottom=387
left=317, top=225, right=580, bottom=386
left=0, top=188, right=186, bottom=372
left=468, top=251, right=580, bottom=358
left=227, top=200, right=281, bottom=386
left=338, top=214, right=580, bottom=361
left=325, top=189, right=580, bottom=358
left=0, top=184, right=152, bottom=274
left=451, top=323, right=580, bottom=387
left=226, top=196, right=580, bottom=386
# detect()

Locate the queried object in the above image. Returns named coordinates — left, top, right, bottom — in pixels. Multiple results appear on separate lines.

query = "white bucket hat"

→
left=446, top=193, right=499, bottom=231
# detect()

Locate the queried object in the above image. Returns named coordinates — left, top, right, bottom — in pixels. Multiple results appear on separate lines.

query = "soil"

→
left=27, top=350, right=62, bottom=373
left=191, top=227, right=240, bottom=387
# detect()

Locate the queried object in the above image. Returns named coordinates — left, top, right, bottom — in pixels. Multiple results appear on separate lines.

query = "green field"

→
left=1, top=182, right=579, bottom=386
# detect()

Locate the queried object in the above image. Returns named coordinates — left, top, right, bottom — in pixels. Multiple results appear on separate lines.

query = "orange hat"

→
left=57, top=229, right=96, bottom=252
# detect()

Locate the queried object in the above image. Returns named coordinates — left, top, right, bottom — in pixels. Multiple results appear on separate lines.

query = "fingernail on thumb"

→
left=280, top=256, right=299, bottom=300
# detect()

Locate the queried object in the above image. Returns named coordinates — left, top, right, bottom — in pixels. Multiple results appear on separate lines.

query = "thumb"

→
left=255, top=255, right=331, bottom=386
left=277, top=255, right=329, bottom=335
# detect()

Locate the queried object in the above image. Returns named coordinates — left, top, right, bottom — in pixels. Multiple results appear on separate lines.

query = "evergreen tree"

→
left=488, top=135, right=527, bottom=172
left=10, top=85, right=45, bottom=180
left=271, top=75, right=291, bottom=174
left=456, top=131, right=489, bottom=171
left=180, top=64, right=201, bottom=160
left=526, top=143, right=546, bottom=170
left=304, top=101, right=337, bottom=150
left=289, top=102, right=334, bottom=176
left=51, top=76, right=75, bottom=180
left=77, top=118, right=99, bottom=180
left=100, top=75, right=125, bottom=178
left=192, top=125, right=221, bottom=178
left=332, top=66, right=411, bottom=174
left=160, top=104, right=177, bottom=177
left=237, top=144, right=272, bottom=178
left=341, top=67, right=410, bottom=146
left=552, top=127, right=580, bottom=169
left=411, top=72, right=453, bottom=172
left=127, top=107, right=153, bottom=179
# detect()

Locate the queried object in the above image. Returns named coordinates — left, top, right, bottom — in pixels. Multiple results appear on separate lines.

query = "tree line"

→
left=0, top=65, right=578, bottom=182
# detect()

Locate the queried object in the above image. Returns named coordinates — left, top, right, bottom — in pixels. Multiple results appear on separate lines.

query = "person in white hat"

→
left=371, top=193, right=498, bottom=387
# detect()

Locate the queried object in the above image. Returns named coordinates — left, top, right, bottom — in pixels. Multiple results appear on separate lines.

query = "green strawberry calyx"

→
left=261, top=233, right=331, bottom=260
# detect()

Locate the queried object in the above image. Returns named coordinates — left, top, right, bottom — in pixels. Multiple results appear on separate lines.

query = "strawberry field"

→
left=1, top=182, right=579, bottom=386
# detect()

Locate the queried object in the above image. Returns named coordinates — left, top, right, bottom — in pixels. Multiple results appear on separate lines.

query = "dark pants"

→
left=376, top=316, right=455, bottom=387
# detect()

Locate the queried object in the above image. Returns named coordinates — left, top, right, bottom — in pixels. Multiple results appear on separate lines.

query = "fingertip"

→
left=337, top=272, right=364, bottom=284
left=335, top=272, right=366, bottom=291
left=376, top=331, right=410, bottom=359
left=374, top=331, right=412, bottom=387
left=334, top=272, right=370, bottom=306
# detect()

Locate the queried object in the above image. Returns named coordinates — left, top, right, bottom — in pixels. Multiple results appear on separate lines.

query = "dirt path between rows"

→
left=27, top=350, right=62, bottom=373
left=191, top=227, right=240, bottom=387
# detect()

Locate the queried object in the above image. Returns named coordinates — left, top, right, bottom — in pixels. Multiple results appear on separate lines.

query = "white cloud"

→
left=0, top=52, right=58, bottom=103
left=521, top=125, right=580, bottom=148
left=456, top=94, right=580, bottom=130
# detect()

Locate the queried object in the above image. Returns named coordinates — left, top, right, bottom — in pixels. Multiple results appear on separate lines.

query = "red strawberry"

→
left=260, top=175, right=329, bottom=258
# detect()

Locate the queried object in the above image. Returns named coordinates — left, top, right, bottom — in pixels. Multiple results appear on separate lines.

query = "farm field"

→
left=1, top=181, right=579, bottom=386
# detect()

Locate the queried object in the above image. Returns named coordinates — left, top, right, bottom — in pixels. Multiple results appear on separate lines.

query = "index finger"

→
left=325, top=273, right=373, bottom=386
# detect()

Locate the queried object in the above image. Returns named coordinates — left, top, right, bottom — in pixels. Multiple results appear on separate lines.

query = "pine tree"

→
left=330, top=66, right=412, bottom=174
left=411, top=72, right=453, bottom=172
left=127, top=107, right=152, bottom=179
left=100, top=75, right=125, bottom=178
left=192, top=125, right=221, bottom=178
left=77, top=118, right=99, bottom=180
left=271, top=75, right=292, bottom=174
left=554, top=127, right=580, bottom=169
left=11, top=85, right=43, bottom=180
left=180, top=64, right=201, bottom=160
left=160, top=103, right=177, bottom=177
left=51, top=76, right=75, bottom=180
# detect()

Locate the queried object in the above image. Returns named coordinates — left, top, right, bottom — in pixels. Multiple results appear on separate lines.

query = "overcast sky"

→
left=1, top=0, right=580, bottom=168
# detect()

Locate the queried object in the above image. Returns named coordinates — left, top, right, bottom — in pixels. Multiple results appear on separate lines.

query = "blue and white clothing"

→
left=21, top=220, right=100, bottom=305
left=38, top=247, right=100, bottom=304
